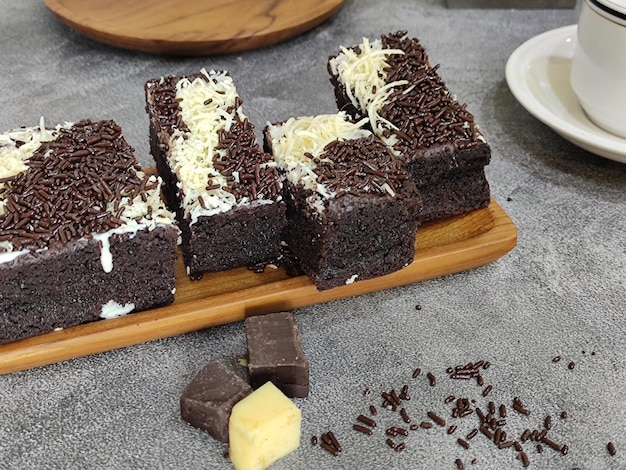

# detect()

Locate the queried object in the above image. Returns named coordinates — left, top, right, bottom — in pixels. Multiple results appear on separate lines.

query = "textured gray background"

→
left=1, top=1, right=625, bottom=469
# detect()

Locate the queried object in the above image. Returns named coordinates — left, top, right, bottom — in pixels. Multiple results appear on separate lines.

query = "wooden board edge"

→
left=0, top=199, right=517, bottom=374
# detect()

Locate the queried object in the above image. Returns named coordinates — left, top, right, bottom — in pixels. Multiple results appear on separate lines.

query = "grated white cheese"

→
left=167, top=69, right=251, bottom=223
left=267, top=113, right=370, bottom=213
left=329, top=38, right=408, bottom=138
left=100, top=299, right=135, bottom=319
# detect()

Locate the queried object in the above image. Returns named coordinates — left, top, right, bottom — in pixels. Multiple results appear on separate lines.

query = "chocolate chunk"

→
left=180, top=361, right=252, bottom=442
left=245, top=312, right=310, bottom=397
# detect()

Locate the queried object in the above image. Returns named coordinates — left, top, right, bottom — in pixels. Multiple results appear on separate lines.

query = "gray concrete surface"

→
left=1, top=1, right=625, bottom=469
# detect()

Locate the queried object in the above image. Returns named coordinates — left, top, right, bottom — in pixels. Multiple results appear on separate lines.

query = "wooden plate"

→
left=42, top=0, right=347, bottom=55
left=0, top=199, right=516, bottom=374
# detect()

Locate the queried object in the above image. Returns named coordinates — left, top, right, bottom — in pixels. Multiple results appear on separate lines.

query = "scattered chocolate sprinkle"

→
left=427, top=411, right=445, bottom=427
left=607, top=441, right=616, bottom=456
left=386, top=438, right=396, bottom=449
left=400, top=407, right=411, bottom=424
left=445, top=395, right=456, bottom=404
left=455, top=458, right=464, bottom=470
left=541, top=437, right=562, bottom=452
left=393, top=426, right=409, bottom=437
left=327, top=431, right=341, bottom=452
left=412, top=368, right=421, bottom=378
left=353, top=424, right=372, bottom=436
left=500, top=404, right=507, bottom=418
left=448, top=425, right=458, bottom=435
left=457, top=438, right=470, bottom=450
left=552, top=356, right=561, bottom=363
left=560, top=411, right=568, bottom=419
left=513, top=397, right=530, bottom=416
left=480, top=426, right=494, bottom=440
left=427, top=372, right=436, bottom=386
left=357, top=414, right=376, bottom=428
left=395, top=442, right=406, bottom=452
left=410, top=424, right=419, bottom=431
left=415, top=304, right=422, bottom=310
left=467, top=428, right=478, bottom=440
left=311, top=436, right=318, bottom=445
left=543, top=415, right=552, bottom=429
left=536, top=444, right=543, bottom=453
left=568, top=361, right=576, bottom=370
left=369, top=405, right=378, bottom=416
left=320, top=441, right=339, bottom=456
left=420, top=421, right=433, bottom=429
left=517, top=451, right=530, bottom=467
left=561, top=444, right=569, bottom=455
left=482, top=385, right=493, bottom=397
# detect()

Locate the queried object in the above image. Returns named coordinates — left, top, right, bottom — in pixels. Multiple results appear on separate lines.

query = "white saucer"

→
left=505, top=24, right=626, bottom=164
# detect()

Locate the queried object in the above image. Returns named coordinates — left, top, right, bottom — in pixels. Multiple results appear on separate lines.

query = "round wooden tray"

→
left=43, top=0, right=346, bottom=55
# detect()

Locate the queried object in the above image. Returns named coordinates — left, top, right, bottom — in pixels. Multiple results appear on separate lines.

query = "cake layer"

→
left=145, top=69, right=286, bottom=276
left=0, top=119, right=178, bottom=344
left=419, top=169, right=491, bottom=223
left=264, top=113, right=421, bottom=290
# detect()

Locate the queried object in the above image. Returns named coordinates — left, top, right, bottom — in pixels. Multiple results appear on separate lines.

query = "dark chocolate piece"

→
left=180, top=361, right=252, bottom=443
left=245, top=312, right=310, bottom=397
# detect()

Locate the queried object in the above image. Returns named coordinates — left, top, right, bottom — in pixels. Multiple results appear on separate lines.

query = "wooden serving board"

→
left=42, top=0, right=347, bottom=55
left=0, top=198, right=516, bottom=374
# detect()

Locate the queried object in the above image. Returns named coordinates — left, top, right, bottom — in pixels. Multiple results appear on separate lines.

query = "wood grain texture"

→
left=43, top=0, right=347, bottom=55
left=0, top=198, right=516, bottom=374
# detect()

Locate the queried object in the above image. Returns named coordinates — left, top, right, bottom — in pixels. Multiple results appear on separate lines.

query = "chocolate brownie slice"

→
left=145, top=69, right=286, bottom=277
left=0, top=119, right=178, bottom=344
left=264, top=113, right=421, bottom=290
left=328, top=31, right=491, bottom=222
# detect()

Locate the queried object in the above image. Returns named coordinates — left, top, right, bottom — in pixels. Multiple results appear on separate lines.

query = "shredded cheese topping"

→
left=168, top=69, right=247, bottom=222
left=267, top=113, right=370, bottom=213
left=329, top=38, right=408, bottom=142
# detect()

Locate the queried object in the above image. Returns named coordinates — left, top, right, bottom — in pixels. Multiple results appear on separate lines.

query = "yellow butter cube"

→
left=229, top=381, right=301, bottom=470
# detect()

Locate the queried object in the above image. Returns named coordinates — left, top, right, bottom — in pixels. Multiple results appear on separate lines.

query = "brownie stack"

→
left=328, top=31, right=491, bottom=222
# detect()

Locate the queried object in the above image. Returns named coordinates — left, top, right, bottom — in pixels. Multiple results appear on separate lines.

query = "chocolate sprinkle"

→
left=608, top=441, right=616, bottom=456
left=314, top=136, right=412, bottom=200
left=145, top=72, right=281, bottom=205
left=0, top=120, right=156, bottom=252
left=375, top=31, right=483, bottom=154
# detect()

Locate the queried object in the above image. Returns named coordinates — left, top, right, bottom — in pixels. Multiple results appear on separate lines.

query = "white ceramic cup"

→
left=570, top=0, right=626, bottom=139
